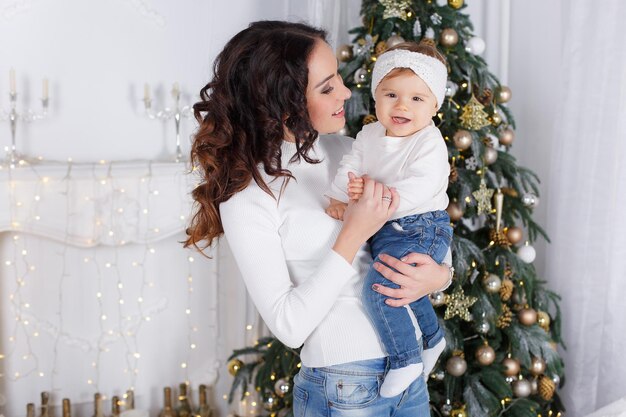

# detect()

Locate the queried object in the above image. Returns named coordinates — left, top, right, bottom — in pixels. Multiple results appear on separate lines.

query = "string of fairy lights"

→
left=0, top=158, right=220, bottom=413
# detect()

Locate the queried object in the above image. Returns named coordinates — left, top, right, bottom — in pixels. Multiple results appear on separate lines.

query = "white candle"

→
left=171, top=82, right=180, bottom=99
left=42, top=78, right=49, bottom=100
left=10, top=68, right=16, bottom=94
left=144, top=83, right=150, bottom=101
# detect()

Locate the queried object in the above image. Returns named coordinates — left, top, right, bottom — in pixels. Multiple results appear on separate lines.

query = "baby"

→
left=326, top=42, right=453, bottom=398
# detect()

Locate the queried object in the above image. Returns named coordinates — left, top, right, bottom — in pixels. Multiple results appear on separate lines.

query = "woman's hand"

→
left=371, top=252, right=450, bottom=307
left=333, top=175, right=399, bottom=263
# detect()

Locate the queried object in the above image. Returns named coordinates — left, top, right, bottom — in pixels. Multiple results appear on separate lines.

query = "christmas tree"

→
left=226, top=1, right=565, bottom=416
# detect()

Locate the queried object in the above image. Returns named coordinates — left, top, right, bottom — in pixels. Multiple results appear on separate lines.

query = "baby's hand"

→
left=325, top=198, right=348, bottom=221
left=348, top=172, right=364, bottom=201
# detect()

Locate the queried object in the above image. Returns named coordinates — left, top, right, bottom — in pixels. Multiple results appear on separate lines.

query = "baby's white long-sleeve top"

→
left=220, top=136, right=392, bottom=367
left=326, top=121, right=450, bottom=220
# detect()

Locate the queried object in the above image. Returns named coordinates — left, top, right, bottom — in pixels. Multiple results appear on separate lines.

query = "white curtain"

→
left=545, top=0, right=626, bottom=415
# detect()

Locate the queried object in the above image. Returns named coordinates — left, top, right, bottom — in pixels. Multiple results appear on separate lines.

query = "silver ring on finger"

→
left=382, top=195, right=392, bottom=202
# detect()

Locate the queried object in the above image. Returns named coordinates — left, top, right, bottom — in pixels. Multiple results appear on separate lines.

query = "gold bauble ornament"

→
left=475, top=343, right=496, bottom=366
left=363, top=114, right=377, bottom=125
left=448, top=0, right=464, bottom=9
left=502, top=357, right=520, bottom=376
left=375, top=41, right=387, bottom=56
left=440, top=28, right=459, bottom=47
left=444, top=286, right=477, bottom=321
left=538, top=375, right=556, bottom=400
left=274, top=378, right=291, bottom=397
left=482, top=273, right=502, bottom=294
left=386, top=34, right=406, bottom=48
left=537, top=310, right=551, bottom=331
left=450, top=405, right=467, bottom=417
left=446, top=353, right=467, bottom=376
left=499, top=128, right=515, bottom=146
left=460, top=95, right=491, bottom=130
left=227, top=358, right=243, bottom=376
left=518, top=307, right=538, bottom=326
left=506, top=226, right=524, bottom=245
left=446, top=200, right=464, bottom=222
left=491, top=112, right=503, bottom=126
left=453, top=130, right=472, bottom=150
left=530, top=357, right=547, bottom=376
left=496, top=86, right=512, bottom=103
left=336, top=44, right=353, bottom=62
left=483, top=147, right=498, bottom=165
left=512, top=378, right=532, bottom=398
left=499, top=278, right=514, bottom=301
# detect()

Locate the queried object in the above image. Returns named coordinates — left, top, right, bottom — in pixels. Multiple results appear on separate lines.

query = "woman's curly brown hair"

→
left=184, top=21, right=328, bottom=252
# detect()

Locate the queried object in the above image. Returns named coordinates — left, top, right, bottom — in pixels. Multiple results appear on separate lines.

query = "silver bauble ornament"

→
left=483, top=147, right=498, bottom=165
left=475, top=344, right=496, bottom=366
left=517, top=244, right=536, bottom=263
left=475, top=320, right=490, bottom=334
left=465, top=36, right=486, bottom=55
left=445, top=81, right=459, bottom=97
left=274, top=378, right=291, bottom=397
left=430, top=291, right=446, bottom=307
left=440, top=28, right=459, bottom=47
left=521, top=193, right=539, bottom=208
left=453, top=130, right=472, bottom=150
left=505, top=376, right=516, bottom=384
left=512, top=378, right=532, bottom=397
left=336, top=44, right=353, bottom=62
left=499, top=128, right=515, bottom=146
left=353, top=67, right=368, bottom=84
left=446, top=355, right=467, bottom=377
left=552, top=374, right=561, bottom=385
left=441, top=402, right=453, bottom=416
left=386, top=34, right=405, bottom=48
left=482, top=273, right=502, bottom=293
left=530, top=357, right=547, bottom=376
left=502, top=357, right=520, bottom=376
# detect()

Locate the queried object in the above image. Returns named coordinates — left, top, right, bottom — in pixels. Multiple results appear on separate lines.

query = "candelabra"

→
left=143, top=83, right=193, bottom=162
left=1, top=70, right=49, bottom=166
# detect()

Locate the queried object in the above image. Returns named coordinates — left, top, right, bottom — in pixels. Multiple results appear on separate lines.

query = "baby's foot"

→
left=422, top=338, right=446, bottom=381
left=379, top=363, right=423, bottom=398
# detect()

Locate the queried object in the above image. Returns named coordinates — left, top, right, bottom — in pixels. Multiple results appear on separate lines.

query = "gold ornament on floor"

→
left=363, top=114, right=377, bottom=125
left=448, top=0, right=464, bottom=9
left=444, top=286, right=477, bottom=321
left=460, top=95, right=491, bottom=130
left=497, top=304, right=513, bottom=328
left=450, top=405, right=467, bottom=417
left=380, top=0, right=412, bottom=20
left=472, top=178, right=495, bottom=214
left=336, top=44, right=353, bottom=62
left=499, top=278, right=514, bottom=301
left=537, top=310, right=551, bottom=331
left=227, top=358, right=244, bottom=376
left=538, top=375, right=556, bottom=400
left=440, top=28, right=459, bottom=47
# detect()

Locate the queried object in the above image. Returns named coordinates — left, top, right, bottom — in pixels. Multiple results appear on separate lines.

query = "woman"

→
left=185, top=21, right=452, bottom=416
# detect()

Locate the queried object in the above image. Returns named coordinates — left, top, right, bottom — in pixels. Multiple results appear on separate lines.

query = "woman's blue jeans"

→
left=292, top=357, right=430, bottom=416
left=364, top=210, right=452, bottom=370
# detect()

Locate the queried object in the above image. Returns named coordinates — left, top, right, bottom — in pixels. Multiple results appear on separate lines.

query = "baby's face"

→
left=374, top=71, right=438, bottom=137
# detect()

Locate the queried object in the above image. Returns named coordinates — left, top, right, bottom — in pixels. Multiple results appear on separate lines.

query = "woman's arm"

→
left=370, top=252, right=452, bottom=307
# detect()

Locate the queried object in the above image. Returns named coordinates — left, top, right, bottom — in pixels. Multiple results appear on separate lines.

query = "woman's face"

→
left=305, top=40, right=352, bottom=134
